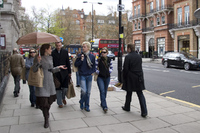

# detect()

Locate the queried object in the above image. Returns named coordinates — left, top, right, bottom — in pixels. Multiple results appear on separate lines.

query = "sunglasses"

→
left=101, top=52, right=107, bottom=54
left=30, top=52, right=36, bottom=53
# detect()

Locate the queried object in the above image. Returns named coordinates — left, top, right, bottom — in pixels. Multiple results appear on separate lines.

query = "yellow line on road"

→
left=160, top=90, right=175, bottom=96
left=166, top=96, right=200, bottom=108
left=192, top=85, right=200, bottom=88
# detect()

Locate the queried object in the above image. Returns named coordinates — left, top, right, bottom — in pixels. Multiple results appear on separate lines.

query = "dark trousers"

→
left=13, top=75, right=21, bottom=94
left=125, top=91, right=147, bottom=114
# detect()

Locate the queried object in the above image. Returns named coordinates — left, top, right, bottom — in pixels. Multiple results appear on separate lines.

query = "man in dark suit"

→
left=122, top=44, right=148, bottom=117
left=52, top=41, right=71, bottom=108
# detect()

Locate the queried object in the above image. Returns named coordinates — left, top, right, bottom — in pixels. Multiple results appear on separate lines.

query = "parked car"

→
left=107, top=51, right=115, bottom=61
left=162, top=52, right=200, bottom=70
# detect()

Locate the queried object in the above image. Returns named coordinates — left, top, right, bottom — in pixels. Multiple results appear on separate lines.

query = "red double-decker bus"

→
left=93, top=39, right=123, bottom=56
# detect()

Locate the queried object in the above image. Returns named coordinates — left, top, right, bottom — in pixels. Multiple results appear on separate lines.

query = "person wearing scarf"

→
left=95, top=47, right=113, bottom=113
left=75, top=42, right=96, bottom=112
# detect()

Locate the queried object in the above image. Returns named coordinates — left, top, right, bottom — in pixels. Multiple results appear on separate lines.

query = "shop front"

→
left=157, top=38, right=165, bottom=57
left=178, top=35, right=190, bottom=53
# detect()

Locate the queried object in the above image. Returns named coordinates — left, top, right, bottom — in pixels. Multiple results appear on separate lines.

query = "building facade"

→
left=132, top=0, right=200, bottom=58
left=169, top=0, right=200, bottom=58
left=0, top=0, right=21, bottom=51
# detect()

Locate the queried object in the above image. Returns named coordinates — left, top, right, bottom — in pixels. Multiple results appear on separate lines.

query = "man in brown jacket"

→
left=8, top=48, right=25, bottom=97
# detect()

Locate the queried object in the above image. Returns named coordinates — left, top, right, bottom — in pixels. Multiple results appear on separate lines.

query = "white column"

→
left=198, top=37, right=200, bottom=59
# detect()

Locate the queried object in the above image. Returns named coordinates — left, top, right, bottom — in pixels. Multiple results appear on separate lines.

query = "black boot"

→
left=44, top=117, right=49, bottom=128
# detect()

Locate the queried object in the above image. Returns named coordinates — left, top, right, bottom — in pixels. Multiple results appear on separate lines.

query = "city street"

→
left=111, top=58, right=200, bottom=106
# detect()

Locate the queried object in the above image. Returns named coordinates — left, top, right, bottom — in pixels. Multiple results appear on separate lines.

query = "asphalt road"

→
left=111, top=59, right=200, bottom=106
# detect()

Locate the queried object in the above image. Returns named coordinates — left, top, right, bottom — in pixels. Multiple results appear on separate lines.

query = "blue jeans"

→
left=79, top=75, right=92, bottom=110
left=13, top=75, right=21, bottom=94
left=97, top=76, right=110, bottom=109
left=76, top=71, right=80, bottom=86
left=29, top=85, right=36, bottom=104
left=56, top=88, right=68, bottom=105
left=125, top=91, right=147, bottom=115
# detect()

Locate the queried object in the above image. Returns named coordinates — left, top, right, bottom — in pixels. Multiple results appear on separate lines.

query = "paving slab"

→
left=130, top=118, right=171, bottom=132
left=52, top=110, right=85, bottom=120
left=83, top=115, right=120, bottom=126
left=113, top=112, right=144, bottom=122
left=0, top=126, right=10, bottom=133
left=19, top=114, right=54, bottom=124
left=183, top=111, right=200, bottom=121
left=98, top=123, right=141, bottom=133
left=164, top=105, right=195, bottom=114
left=143, top=127, right=178, bottom=133
left=159, top=114, right=196, bottom=125
left=171, top=122, right=200, bottom=133
left=10, top=123, right=50, bottom=133
left=148, top=108, right=174, bottom=117
left=0, top=117, right=19, bottom=126
left=50, top=119, right=88, bottom=131
left=60, top=127, right=101, bottom=133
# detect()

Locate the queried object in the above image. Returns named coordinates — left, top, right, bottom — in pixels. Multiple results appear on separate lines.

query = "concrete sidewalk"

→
left=1, top=73, right=200, bottom=133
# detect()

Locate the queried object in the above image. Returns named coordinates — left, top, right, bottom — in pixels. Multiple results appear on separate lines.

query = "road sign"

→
left=117, top=4, right=125, bottom=12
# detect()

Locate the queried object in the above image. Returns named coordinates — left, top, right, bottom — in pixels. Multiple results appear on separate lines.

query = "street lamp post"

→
left=118, top=0, right=123, bottom=83
left=83, top=1, right=102, bottom=47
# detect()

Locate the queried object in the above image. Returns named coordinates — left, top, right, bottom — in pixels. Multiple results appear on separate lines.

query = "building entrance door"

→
left=149, top=38, right=155, bottom=58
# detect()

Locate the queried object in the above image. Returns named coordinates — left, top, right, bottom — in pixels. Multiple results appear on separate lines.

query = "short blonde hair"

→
left=82, top=41, right=91, bottom=50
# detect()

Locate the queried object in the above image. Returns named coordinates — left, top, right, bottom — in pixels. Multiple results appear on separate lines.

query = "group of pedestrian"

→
left=8, top=42, right=148, bottom=128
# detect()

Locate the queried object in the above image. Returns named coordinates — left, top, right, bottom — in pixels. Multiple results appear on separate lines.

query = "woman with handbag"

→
left=96, top=47, right=113, bottom=113
left=25, top=49, right=37, bottom=108
left=32, top=44, right=67, bottom=128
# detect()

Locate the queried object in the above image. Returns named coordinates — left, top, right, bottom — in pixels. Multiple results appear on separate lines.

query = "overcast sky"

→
left=21, top=0, right=133, bottom=16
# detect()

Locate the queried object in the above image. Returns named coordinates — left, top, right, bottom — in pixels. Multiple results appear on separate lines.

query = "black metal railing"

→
left=168, top=20, right=200, bottom=29
left=146, top=5, right=173, bottom=16
left=0, top=51, right=11, bottom=83
left=142, top=27, right=154, bottom=32
left=130, top=13, right=146, bottom=19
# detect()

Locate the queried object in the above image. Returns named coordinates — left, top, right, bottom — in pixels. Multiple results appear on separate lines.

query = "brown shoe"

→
left=63, top=99, right=67, bottom=105
left=59, top=105, right=63, bottom=108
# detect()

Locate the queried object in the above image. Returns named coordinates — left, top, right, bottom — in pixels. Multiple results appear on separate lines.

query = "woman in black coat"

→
left=122, top=44, right=147, bottom=117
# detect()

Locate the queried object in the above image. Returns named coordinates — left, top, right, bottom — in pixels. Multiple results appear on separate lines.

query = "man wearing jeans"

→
left=8, top=48, right=25, bottom=97
left=75, top=42, right=96, bottom=112
left=52, top=41, right=71, bottom=108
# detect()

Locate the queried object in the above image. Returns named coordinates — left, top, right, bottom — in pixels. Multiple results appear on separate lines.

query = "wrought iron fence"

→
left=0, top=51, right=11, bottom=83
left=168, top=20, right=200, bottom=29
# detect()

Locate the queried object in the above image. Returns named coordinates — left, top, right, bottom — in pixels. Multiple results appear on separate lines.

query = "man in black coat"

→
left=52, top=41, right=71, bottom=108
left=122, top=44, right=148, bottom=117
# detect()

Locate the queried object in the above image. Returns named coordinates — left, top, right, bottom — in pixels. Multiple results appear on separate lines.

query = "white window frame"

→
left=178, top=8, right=182, bottom=26
left=135, top=23, right=137, bottom=30
left=161, top=0, right=164, bottom=9
left=150, top=20, right=154, bottom=27
left=138, top=22, right=141, bottom=29
left=138, top=5, right=140, bottom=15
left=156, top=0, right=159, bottom=11
left=150, top=2, right=154, bottom=12
left=162, top=16, right=165, bottom=25
left=134, top=6, right=137, bottom=16
left=157, top=17, right=160, bottom=26
left=184, top=6, right=189, bottom=25
left=97, top=20, right=104, bottom=24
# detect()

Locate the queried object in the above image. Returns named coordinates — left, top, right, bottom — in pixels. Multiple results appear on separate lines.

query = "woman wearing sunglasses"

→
left=25, top=49, right=37, bottom=108
left=96, top=47, right=113, bottom=113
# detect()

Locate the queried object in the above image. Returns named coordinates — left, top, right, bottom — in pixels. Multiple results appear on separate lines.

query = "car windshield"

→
left=183, top=53, right=197, bottom=59
left=108, top=51, right=113, bottom=54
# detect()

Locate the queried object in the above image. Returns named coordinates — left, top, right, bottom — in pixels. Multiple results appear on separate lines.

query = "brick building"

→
left=169, top=0, right=200, bottom=58
left=131, top=0, right=200, bottom=58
